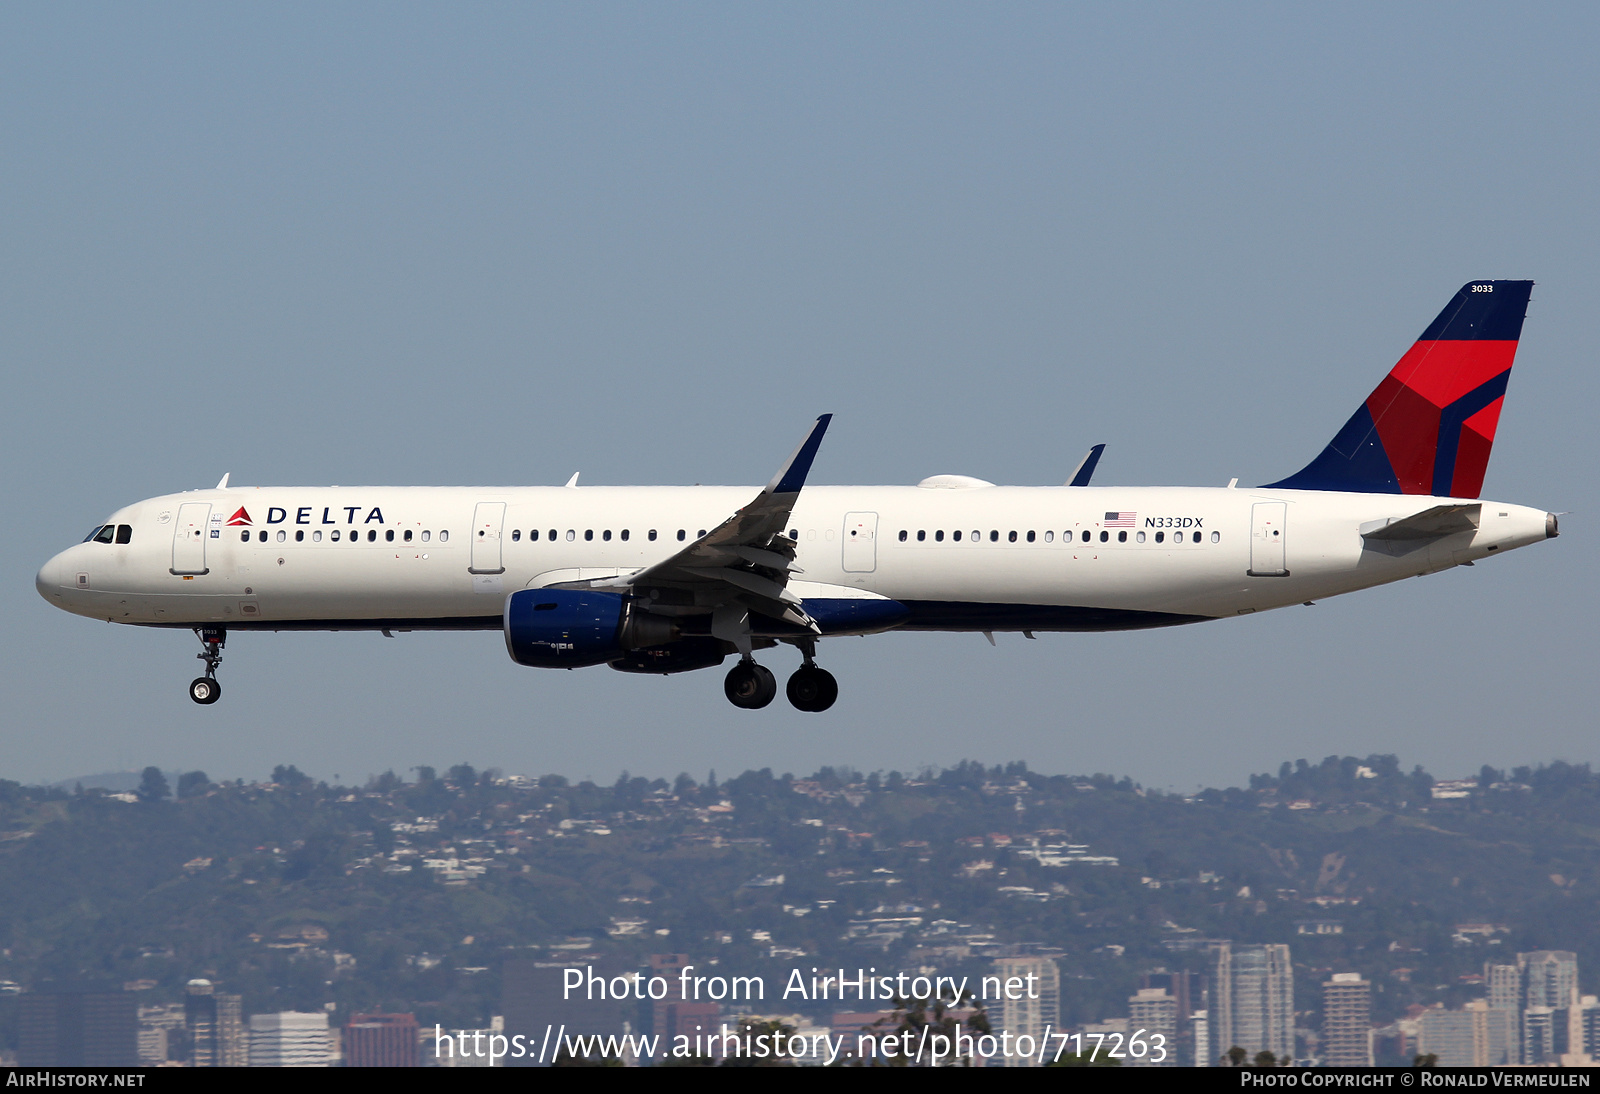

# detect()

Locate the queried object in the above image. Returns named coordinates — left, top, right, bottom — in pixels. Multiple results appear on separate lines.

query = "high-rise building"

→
left=1140, top=969, right=1205, bottom=1025
left=1191, top=1009, right=1210, bottom=1068
left=990, top=957, right=1060, bottom=1068
left=344, top=1013, right=420, bottom=1067
left=1520, top=951, right=1581, bottom=1062
left=1209, top=943, right=1293, bottom=1064
left=1484, top=962, right=1522, bottom=1064
left=1581, top=996, right=1600, bottom=1059
left=649, top=954, right=692, bottom=1042
left=184, top=979, right=245, bottom=1067
left=1418, top=1005, right=1477, bottom=1066
left=501, top=959, right=631, bottom=1067
left=1416, top=1002, right=1517, bottom=1066
left=1321, top=973, right=1372, bottom=1066
left=1127, top=988, right=1178, bottom=1067
left=18, top=982, right=136, bottom=1066
left=249, top=1012, right=335, bottom=1066
left=137, top=1003, right=184, bottom=1066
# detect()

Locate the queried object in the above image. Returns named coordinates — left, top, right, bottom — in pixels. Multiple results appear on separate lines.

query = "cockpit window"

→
left=115, top=524, right=132, bottom=544
left=84, top=525, right=107, bottom=543
left=92, top=525, right=116, bottom=544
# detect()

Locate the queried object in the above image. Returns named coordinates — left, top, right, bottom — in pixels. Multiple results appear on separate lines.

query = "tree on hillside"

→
left=137, top=767, right=170, bottom=801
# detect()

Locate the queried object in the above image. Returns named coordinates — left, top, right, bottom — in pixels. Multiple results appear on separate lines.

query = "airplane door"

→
left=171, top=503, right=211, bottom=575
left=469, top=502, right=507, bottom=574
left=1249, top=502, right=1288, bottom=576
left=842, top=512, right=878, bottom=573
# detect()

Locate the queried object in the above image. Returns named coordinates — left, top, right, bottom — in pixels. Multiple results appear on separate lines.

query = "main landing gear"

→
left=722, top=643, right=838, bottom=713
left=189, top=628, right=225, bottom=705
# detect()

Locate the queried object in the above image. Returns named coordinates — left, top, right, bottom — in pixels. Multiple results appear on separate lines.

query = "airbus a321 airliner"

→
left=38, top=281, right=1557, bottom=712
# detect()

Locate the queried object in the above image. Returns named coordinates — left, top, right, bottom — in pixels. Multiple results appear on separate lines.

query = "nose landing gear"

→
left=189, top=628, right=225, bottom=705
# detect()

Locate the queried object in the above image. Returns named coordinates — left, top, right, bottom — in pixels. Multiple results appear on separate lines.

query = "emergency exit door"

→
left=1249, top=502, right=1288, bottom=576
left=842, top=512, right=878, bottom=573
left=469, top=502, right=507, bottom=574
left=170, top=503, right=211, bottom=575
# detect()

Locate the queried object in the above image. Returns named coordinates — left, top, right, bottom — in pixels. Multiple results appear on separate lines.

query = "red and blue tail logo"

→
left=1265, top=280, right=1533, bottom=497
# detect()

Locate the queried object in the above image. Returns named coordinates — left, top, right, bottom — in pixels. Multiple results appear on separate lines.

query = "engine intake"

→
left=503, top=588, right=676, bottom=668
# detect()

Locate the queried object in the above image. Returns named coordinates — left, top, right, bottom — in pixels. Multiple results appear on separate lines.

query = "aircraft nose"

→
left=36, top=553, right=65, bottom=601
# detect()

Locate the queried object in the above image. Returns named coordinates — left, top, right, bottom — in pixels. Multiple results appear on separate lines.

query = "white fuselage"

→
left=36, top=483, right=1553, bottom=633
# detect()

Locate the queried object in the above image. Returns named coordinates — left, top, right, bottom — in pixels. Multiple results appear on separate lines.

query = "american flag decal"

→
left=1104, top=511, right=1136, bottom=528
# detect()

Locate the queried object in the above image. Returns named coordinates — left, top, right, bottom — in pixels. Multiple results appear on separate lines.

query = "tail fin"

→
left=1265, top=280, right=1533, bottom=497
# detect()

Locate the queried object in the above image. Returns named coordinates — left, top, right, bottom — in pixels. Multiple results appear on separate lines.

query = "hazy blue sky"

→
left=4, top=3, right=1595, bottom=791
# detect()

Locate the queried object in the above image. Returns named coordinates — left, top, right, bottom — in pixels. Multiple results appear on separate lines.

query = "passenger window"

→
left=548, top=530, right=556, bottom=541
left=1136, top=530, right=1145, bottom=543
left=788, top=528, right=798, bottom=540
left=93, top=525, right=116, bottom=544
left=240, top=530, right=249, bottom=543
left=404, top=529, right=413, bottom=542
left=332, top=530, right=341, bottom=542
left=511, top=529, right=521, bottom=541
left=620, top=529, right=629, bottom=541
left=649, top=530, right=658, bottom=541
left=439, top=530, right=449, bottom=542
left=277, top=530, right=287, bottom=543
left=261, top=530, right=269, bottom=543
left=365, top=529, right=375, bottom=542
left=421, top=531, right=430, bottom=542
left=677, top=529, right=686, bottom=541
left=1099, top=531, right=1108, bottom=543
left=1155, top=531, right=1164, bottom=543
left=567, top=530, right=576, bottom=542
left=1211, top=531, right=1220, bottom=543
left=935, top=530, right=945, bottom=542
left=1007, top=531, right=1017, bottom=543
left=1193, top=530, right=1202, bottom=543
left=989, top=530, right=999, bottom=542
left=386, top=529, right=395, bottom=542
left=1026, top=530, right=1035, bottom=543
left=585, top=530, right=594, bottom=541
left=313, top=531, right=323, bottom=542
left=1044, top=531, right=1054, bottom=543
left=698, top=529, right=706, bottom=538
left=116, top=525, right=133, bottom=544
left=898, top=530, right=907, bottom=542
left=1118, top=531, right=1127, bottom=543
left=952, top=530, right=960, bottom=542
left=1081, top=530, right=1091, bottom=543
left=296, top=530, right=305, bottom=542
left=917, top=530, right=926, bottom=542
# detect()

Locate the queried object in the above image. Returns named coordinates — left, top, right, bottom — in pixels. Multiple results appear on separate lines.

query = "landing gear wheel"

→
left=724, top=662, right=777, bottom=709
left=786, top=666, right=838, bottom=712
left=189, top=628, right=226, bottom=706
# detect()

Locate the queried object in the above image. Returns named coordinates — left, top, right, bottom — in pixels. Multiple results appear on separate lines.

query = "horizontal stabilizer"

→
left=1360, top=503, right=1481, bottom=541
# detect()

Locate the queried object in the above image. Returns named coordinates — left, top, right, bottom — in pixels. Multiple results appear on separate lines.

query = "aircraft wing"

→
left=594, top=415, right=833, bottom=636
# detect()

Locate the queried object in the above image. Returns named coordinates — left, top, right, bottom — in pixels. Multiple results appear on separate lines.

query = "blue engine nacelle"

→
left=504, top=588, right=676, bottom=668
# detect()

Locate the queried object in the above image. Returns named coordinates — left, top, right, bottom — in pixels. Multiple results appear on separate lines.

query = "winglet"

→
left=1065, top=444, right=1105, bottom=487
left=215, top=473, right=230, bottom=489
left=765, top=414, right=833, bottom=495
left=565, top=472, right=580, bottom=488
